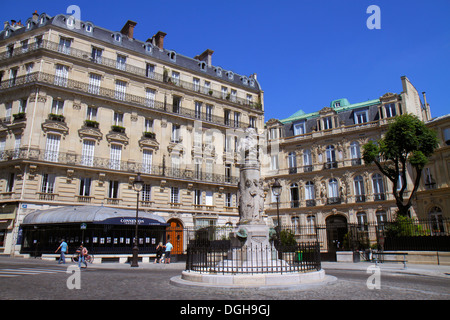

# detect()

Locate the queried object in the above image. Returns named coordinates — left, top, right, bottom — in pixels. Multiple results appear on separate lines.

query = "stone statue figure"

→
left=238, top=127, right=258, bottom=162
left=238, top=176, right=265, bottom=224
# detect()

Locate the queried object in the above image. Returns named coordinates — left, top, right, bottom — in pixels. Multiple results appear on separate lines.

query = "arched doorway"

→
left=325, top=215, right=348, bottom=261
left=166, top=219, right=184, bottom=256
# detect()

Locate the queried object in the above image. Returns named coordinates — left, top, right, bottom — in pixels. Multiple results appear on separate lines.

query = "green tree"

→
left=362, top=114, right=438, bottom=217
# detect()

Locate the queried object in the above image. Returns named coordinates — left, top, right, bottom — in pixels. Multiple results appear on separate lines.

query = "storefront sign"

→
left=95, top=217, right=168, bottom=226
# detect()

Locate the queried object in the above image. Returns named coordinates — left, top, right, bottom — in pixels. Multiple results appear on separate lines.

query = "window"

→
left=225, top=193, right=232, bottom=207
left=195, top=102, right=202, bottom=119
left=234, top=112, right=240, bottom=128
left=171, top=124, right=180, bottom=143
left=231, top=90, right=237, bottom=103
left=108, top=180, right=119, bottom=198
left=354, top=175, right=365, bottom=202
left=146, top=88, right=155, bottom=108
left=91, top=47, right=102, bottom=64
left=224, top=109, right=231, bottom=126
left=58, top=37, right=71, bottom=54
left=205, top=105, right=213, bottom=122
left=376, top=210, right=387, bottom=226
left=246, top=94, right=252, bottom=105
left=221, top=87, right=228, bottom=99
left=115, top=80, right=126, bottom=101
left=81, top=140, right=95, bottom=166
left=9, top=68, right=18, bottom=87
left=325, top=145, right=336, bottom=168
left=114, top=33, right=122, bottom=42
left=44, top=134, right=60, bottom=162
left=424, top=167, right=436, bottom=189
left=354, top=109, right=369, bottom=124
left=142, top=149, right=152, bottom=174
left=86, top=106, right=97, bottom=120
left=270, top=154, right=279, bottom=170
left=293, top=121, right=305, bottom=135
left=372, top=173, right=385, bottom=200
left=171, top=154, right=180, bottom=177
left=170, top=187, right=179, bottom=203
left=19, top=99, right=27, bottom=113
left=328, top=178, right=339, bottom=199
left=171, top=71, right=180, bottom=85
left=116, top=55, right=127, bottom=71
left=146, top=64, right=155, bottom=78
left=205, top=190, right=213, bottom=206
left=172, top=96, right=181, bottom=113
left=206, top=160, right=213, bottom=181
left=323, top=117, right=333, bottom=130
left=303, top=149, right=312, bottom=172
left=292, top=217, right=300, bottom=232
left=429, top=207, right=444, bottom=233
left=113, top=112, right=123, bottom=126
left=51, top=100, right=64, bottom=115
left=443, top=128, right=450, bottom=146
left=357, top=212, right=368, bottom=231
left=142, top=184, right=151, bottom=202
left=290, top=183, right=299, bottom=208
left=194, top=189, right=202, bottom=205
left=79, top=177, right=91, bottom=196
left=384, top=103, right=396, bottom=118
left=249, top=116, right=256, bottom=129
left=350, top=141, right=361, bottom=165
left=110, top=144, right=122, bottom=170
left=88, top=73, right=101, bottom=95
left=6, top=173, right=14, bottom=193
left=144, top=118, right=153, bottom=133
left=225, top=164, right=232, bottom=182
left=21, top=40, right=29, bottom=53
left=305, top=181, right=315, bottom=205
left=41, top=173, right=55, bottom=194
left=193, top=78, right=200, bottom=92
left=288, top=152, right=297, bottom=174
left=204, top=81, right=211, bottom=95
left=54, top=65, right=68, bottom=87
left=307, top=215, right=316, bottom=235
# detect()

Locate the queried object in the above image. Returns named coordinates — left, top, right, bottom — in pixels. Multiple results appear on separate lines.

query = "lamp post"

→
left=131, top=173, right=144, bottom=267
left=271, top=179, right=282, bottom=243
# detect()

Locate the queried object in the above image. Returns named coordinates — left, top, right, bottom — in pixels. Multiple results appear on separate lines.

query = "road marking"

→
left=0, top=267, right=67, bottom=277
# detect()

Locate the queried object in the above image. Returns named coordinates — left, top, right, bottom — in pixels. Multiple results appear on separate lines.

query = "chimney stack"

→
left=153, top=31, right=167, bottom=50
left=194, top=49, right=214, bottom=67
left=120, top=20, right=137, bottom=39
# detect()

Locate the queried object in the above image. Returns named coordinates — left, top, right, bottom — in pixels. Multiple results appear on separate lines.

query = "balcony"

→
left=0, top=72, right=250, bottom=130
left=355, top=195, right=366, bottom=203
left=323, top=161, right=338, bottom=170
left=1, top=147, right=239, bottom=186
left=326, top=197, right=341, bottom=205
left=373, top=193, right=386, bottom=201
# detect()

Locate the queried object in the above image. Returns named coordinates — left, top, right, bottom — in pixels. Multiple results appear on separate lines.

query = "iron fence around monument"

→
left=185, top=242, right=321, bottom=274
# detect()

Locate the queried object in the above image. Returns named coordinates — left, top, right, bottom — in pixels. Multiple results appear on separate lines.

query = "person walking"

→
left=55, top=239, right=68, bottom=264
left=154, top=242, right=164, bottom=263
left=76, top=244, right=88, bottom=268
left=164, top=240, right=173, bottom=264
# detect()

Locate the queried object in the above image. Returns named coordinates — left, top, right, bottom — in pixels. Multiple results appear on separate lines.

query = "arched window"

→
left=350, top=141, right=361, bottom=165
left=354, top=175, right=365, bottom=202
left=372, top=173, right=385, bottom=200
left=290, top=183, right=299, bottom=208
left=288, top=152, right=297, bottom=174
left=357, top=212, right=368, bottom=231
left=328, top=178, right=339, bottom=202
left=306, top=215, right=316, bottom=235
left=303, top=149, right=312, bottom=172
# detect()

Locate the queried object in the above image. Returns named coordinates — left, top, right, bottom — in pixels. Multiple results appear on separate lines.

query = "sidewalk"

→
left=322, top=261, right=450, bottom=278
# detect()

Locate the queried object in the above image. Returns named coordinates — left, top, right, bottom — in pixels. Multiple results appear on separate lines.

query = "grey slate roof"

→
left=1, top=12, right=261, bottom=92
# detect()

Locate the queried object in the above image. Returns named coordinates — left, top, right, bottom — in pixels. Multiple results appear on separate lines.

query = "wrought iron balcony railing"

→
left=0, top=72, right=248, bottom=129
left=0, top=148, right=239, bottom=185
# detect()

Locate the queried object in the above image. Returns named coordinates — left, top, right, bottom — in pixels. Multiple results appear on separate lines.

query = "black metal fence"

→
left=185, top=242, right=321, bottom=274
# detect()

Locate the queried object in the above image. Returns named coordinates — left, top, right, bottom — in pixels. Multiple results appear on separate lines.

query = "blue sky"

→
left=2, top=0, right=449, bottom=120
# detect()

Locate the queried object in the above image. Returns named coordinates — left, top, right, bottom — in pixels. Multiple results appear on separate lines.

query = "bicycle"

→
left=71, top=253, right=95, bottom=264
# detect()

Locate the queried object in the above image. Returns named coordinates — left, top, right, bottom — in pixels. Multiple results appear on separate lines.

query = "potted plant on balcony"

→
left=13, top=112, right=26, bottom=121
left=84, top=119, right=100, bottom=129
left=49, top=113, right=65, bottom=122
left=111, top=125, right=126, bottom=133
left=143, top=131, right=156, bottom=139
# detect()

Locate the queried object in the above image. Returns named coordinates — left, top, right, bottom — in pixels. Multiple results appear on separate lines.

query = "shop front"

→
left=19, top=205, right=168, bottom=257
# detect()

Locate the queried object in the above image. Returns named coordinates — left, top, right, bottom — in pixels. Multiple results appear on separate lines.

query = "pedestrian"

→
left=76, top=243, right=88, bottom=268
left=154, top=242, right=164, bottom=263
left=55, top=239, right=68, bottom=264
left=164, top=240, right=173, bottom=264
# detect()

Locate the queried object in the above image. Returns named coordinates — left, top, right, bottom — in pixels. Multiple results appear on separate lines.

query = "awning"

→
left=22, top=205, right=168, bottom=226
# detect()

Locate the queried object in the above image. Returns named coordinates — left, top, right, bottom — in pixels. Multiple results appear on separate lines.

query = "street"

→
left=0, top=256, right=449, bottom=301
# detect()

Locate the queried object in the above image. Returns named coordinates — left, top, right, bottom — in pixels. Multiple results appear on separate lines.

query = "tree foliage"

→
left=362, top=114, right=438, bottom=217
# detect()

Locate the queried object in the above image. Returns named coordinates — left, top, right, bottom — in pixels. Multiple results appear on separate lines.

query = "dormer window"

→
left=242, top=76, right=248, bottom=85
left=168, top=51, right=176, bottom=62
left=199, top=61, right=206, bottom=71
left=144, top=43, right=152, bottom=54
left=85, top=23, right=93, bottom=32
left=216, top=67, right=222, bottom=77
left=334, top=102, right=341, bottom=107
left=113, top=33, right=122, bottom=42
left=227, top=71, right=234, bottom=80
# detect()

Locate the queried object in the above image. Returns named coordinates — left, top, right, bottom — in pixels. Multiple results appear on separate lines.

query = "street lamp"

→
left=131, top=173, right=144, bottom=267
left=271, top=179, right=282, bottom=243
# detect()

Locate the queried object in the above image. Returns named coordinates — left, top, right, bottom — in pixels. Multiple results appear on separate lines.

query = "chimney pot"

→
left=195, top=49, right=214, bottom=67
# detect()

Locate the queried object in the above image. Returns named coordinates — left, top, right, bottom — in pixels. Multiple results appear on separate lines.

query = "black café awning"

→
left=22, top=205, right=168, bottom=226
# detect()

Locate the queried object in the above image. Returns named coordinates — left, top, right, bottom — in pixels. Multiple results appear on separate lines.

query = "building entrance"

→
left=324, top=215, right=348, bottom=261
